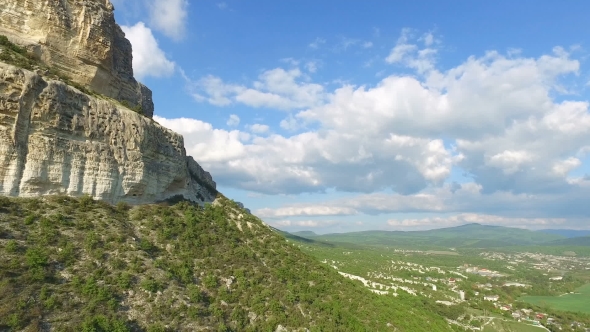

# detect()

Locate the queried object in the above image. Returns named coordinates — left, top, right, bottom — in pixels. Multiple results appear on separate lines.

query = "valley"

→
left=288, top=227, right=590, bottom=332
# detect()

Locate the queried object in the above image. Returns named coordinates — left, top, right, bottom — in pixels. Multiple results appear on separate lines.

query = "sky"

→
left=110, top=0, right=590, bottom=233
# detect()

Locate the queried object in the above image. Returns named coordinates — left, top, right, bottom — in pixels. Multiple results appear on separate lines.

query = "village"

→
left=317, top=249, right=590, bottom=332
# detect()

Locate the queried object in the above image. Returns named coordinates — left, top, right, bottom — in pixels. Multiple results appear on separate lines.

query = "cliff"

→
left=0, top=63, right=216, bottom=205
left=0, top=0, right=154, bottom=117
left=0, top=0, right=218, bottom=205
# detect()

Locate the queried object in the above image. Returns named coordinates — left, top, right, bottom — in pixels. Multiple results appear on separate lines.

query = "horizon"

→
left=111, top=0, right=590, bottom=233
left=290, top=223, right=590, bottom=235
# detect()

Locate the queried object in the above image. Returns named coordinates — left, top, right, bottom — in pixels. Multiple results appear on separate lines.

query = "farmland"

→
left=520, top=284, right=590, bottom=314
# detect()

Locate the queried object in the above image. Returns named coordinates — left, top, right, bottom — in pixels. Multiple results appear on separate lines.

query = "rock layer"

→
left=0, top=0, right=154, bottom=117
left=0, top=63, right=216, bottom=205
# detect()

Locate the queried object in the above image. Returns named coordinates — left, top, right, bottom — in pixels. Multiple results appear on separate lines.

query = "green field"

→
left=520, top=284, right=590, bottom=314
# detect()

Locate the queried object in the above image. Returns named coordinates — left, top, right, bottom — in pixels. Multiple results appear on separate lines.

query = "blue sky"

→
left=112, top=0, right=590, bottom=233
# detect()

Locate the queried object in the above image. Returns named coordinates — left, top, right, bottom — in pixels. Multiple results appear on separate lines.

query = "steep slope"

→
left=0, top=63, right=216, bottom=205
left=0, top=196, right=452, bottom=331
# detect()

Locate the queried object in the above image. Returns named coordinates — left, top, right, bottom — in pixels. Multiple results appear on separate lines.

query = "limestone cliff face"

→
left=0, top=0, right=154, bottom=117
left=0, top=63, right=216, bottom=204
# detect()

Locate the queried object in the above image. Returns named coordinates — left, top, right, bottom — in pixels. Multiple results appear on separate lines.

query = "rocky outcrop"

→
left=0, top=63, right=216, bottom=205
left=0, top=0, right=154, bottom=117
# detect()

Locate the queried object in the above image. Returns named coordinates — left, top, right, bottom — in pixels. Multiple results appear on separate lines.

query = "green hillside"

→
left=0, top=196, right=453, bottom=331
left=545, top=236, right=590, bottom=246
left=293, top=223, right=565, bottom=249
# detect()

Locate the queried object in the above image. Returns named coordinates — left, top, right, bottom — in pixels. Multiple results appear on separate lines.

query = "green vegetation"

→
left=0, top=195, right=453, bottom=331
left=293, top=224, right=590, bottom=258
left=520, top=284, right=590, bottom=314
left=482, top=319, right=546, bottom=332
left=0, top=35, right=35, bottom=70
left=285, top=233, right=590, bottom=332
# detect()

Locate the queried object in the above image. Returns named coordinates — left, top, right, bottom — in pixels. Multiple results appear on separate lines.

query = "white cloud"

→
left=247, top=124, right=270, bottom=134
left=217, top=2, right=228, bottom=9
left=552, top=157, right=581, bottom=176
left=386, top=44, right=417, bottom=63
left=305, top=61, right=319, bottom=73
left=421, top=32, right=435, bottom=47
left=161, top=33, right=588, bottom=211
left=190, top=68, right=327, bottom=110
left=121, top=22, right=176, bottom=80
left=271, top=220, right=338, bottom=228
left=363, top=41, right=374, bottom=49
left=149, top=0, right=188, bottom=40
left=487, top=150, right=534, bottom=175
left=280, top=115, right=304, bottom=132
left=256, top=206, right=358, bottom=218
left=227, top=114, right=240, bottom=127
left=385, top=29, right=438, bottom=74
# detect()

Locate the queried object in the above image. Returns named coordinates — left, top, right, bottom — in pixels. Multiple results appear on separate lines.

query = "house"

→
left=536, top=313, right=545, bottom=319
left=549, top=276, right=563, bottom=281
left=448, top=278, right=456, bottom=284
left=512, top=312, right=521, bottom=319
left=500, top=305, right=511, bottom=311
left=521, top=309, right=533, bottom=315
left=484, top=295, right=499, bottom=301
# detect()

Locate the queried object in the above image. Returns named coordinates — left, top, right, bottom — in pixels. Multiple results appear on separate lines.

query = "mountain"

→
left=544, top=236, right=590, bottom=246
left=293, top=223, right=566, bottom=248
left=0, top=0, right=216, bottom=205
left=0, top=196, right=452, bottom=331
left=538, top=229, right=590, bottom=238
left=291, top=231, right=319, bottom=238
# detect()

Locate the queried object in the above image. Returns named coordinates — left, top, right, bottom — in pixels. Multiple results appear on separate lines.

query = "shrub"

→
left=6, top=239, right=18, bottom=253
left=80, top=315, right=129, bottom=332
left=0, top=196, right=10, bottom=209
left=141, top=278, right=162, bottom=293
left=25, top=247, right=48, bottom=268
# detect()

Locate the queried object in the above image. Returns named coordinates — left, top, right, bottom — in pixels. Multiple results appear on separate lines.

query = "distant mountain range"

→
left=537, top=229, right=590, bottom=238
left=290, top=223, right=590, bottom=248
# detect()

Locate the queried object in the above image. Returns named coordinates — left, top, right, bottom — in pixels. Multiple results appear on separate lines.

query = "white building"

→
left=484, top=295, right=499, bottom=302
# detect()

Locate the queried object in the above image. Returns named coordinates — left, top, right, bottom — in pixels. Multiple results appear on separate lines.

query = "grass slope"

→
left=0, top=195, right=452, bottom=332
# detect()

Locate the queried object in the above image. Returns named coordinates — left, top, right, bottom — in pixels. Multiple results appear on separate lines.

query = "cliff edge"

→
left=0, top=0, right=218, bottom=205
left=0, top=63, right=216, bottom=205
left=0, top=0, right=154, bottom=117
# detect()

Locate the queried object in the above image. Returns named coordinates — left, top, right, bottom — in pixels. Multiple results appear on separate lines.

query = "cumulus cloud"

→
left=158, top=32, right=589, bottom=218
left=271, top=220, right=338, bottom=228
left=190, top=68, right=327, bottom=110
left=247, top=124, right=270, bottom=134
left=256, top=206, right=358, bottom=218
left=149, top=0, right=188, bottom=40
left=226, top=114, right=240, bottom=127
left=121, top=22, right=175, bottom=80
left=386, top=28, right=438, bottom=73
